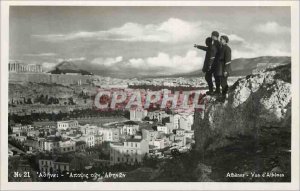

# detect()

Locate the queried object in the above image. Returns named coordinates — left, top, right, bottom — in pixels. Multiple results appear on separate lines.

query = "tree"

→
left=68, top=97, right=75, bottom=105
left=8, top=125, right=12, bottom=134
left=143, top=154, right=160, bottom=169
left=27, top=98, right=32, bottom=104
left=162, top=117, right=170, bottom=125
left=9, top=138, right=26, bottom=152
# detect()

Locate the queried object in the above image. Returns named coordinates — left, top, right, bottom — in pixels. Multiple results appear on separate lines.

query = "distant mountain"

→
left=229, top=56, right=291, bottom=76
left=163, top=56, right=291, bottom=78
left=49, top=60, right=93, bottom=75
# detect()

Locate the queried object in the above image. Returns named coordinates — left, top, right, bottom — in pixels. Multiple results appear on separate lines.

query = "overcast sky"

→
left=10, top=6, right=291, bottom=76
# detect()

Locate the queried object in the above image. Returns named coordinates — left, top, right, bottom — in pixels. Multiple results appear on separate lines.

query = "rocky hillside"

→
left=194, top=63, right=291, bottom=181
left=230, top=56, right=291, bottom=76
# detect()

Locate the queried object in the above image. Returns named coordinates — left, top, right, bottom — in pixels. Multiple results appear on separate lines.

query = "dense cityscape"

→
left=9, top=58, right=287, bottom=182
left=8, top=60, right=219, bottom=182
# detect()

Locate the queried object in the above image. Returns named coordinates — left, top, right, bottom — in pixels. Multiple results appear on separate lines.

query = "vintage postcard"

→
left=0, top=0, right=299, bottom=190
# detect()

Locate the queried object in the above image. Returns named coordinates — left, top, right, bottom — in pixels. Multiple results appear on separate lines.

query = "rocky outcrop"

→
left=194, top=63, right=291, bottom=181
left=195, top=63, right=291, bottom=151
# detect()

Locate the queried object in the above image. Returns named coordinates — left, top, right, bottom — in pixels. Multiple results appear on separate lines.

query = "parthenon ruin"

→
left=9, top=61, right=42, bottom=73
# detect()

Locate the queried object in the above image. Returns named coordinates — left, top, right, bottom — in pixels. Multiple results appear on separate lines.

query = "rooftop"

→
left=57, top=120, right=78, bottom=123
left=54, top=156, right=73, bottom=163
left=46, top=136, right=61, bottom=142
left=40, top=155, right=55, bottom=160
left=174, top=140, right=183, bottom=143
left=123, top=121, right=138, bottom=125
left=125, top=138, right=143, bottom=143
left=149, top=145, right=156, bottom=149
left=111, top=142, right=124, bottom=146
left=75, top=141, right=86, bottom=146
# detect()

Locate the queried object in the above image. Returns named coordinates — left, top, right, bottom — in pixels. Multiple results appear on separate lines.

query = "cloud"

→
left=254, top=21, right=290, bottom=34
left=227, top=34, right=245, bottom=43
left=24, top=53, right=57, bottom=57
left=232, top=42, right=290, bottom=59
left=41, top=62, right=58, bottom=72
left=91, top=56, right=123, bottom=67
left=88, top=50, right=203, bottom=75
left=32, top=18, right=202, bottom=43
left=218, top=33, right=245, bottom=44
left=126, top=50, right=203, bottom=74
left=57, top=57, right=86, bottom=62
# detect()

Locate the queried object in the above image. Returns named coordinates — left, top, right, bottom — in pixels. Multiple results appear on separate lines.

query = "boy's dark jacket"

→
left=196, top=40, right=220, bottom=73
left=214, top=44, right=231, bottom=76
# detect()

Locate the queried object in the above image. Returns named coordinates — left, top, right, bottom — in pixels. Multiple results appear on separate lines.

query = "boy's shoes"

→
left=213, top=90, right=221, bottom=96
left=206, top=90, right=214, bottom=96
left=216, top=95, right=226, bottom=103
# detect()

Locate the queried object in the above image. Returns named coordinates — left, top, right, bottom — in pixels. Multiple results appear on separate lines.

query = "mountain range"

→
left=164, top=56, right=291, bottom=78
left=50, top=56, right=291, bottom=79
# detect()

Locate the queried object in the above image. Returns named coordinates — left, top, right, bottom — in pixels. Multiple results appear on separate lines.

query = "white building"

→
left=142, top=129, right=158, bottom=145
left=14, top=136, right=27, bottom=142
left=122, top=121, right=139, bottom=135
left=157, top=125, right=169, bottom=134
left=78, top=135, right=95, bottom=148
left=59, top=139, right=76, bottom=153
left=75, top=141, right=87, bottom=151
left=166, top=122, right=175, bottom=134
left=173, top=136, right=186, bottom=147
left=57, top=120, right=78, bottom=131
left=80, top=124, right=97, bottom=135
left=110, top=139, right=149, bottom=165
left=185, top=130, right=194, bottom=139
left=39, top=156, right=72, bottom=173
left=153, top=139, right=165, bottom=149
left=98, top=127, right=120, bottom=142
left=147, top=111, right=169, bottom=122
left=12, top=124, right=34, bottom=134
left=170, top=114, right=180, bottom=129
left=39, top=157, right=54, bottom=173
left=179, top=114, right=194, bottom=131
left=44, top=137, right=60, bottom=152
left=94, top=134, right=103, bottom=145
left=163, top=82, right=175, bottom=86
left=130, top=108, right=148, bottom=121
left=175, top=128, right=185, bottom=136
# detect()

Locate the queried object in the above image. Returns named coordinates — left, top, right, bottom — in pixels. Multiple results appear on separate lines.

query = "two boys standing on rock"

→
left=194, top=31, right=232, bottom=102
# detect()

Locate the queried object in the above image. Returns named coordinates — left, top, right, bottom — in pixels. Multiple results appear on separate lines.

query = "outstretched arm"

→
left=194, top=44, right=208, bottom=51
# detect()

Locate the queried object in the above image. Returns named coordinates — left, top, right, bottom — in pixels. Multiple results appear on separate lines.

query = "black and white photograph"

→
left=0, top=1, right=299, bottom=190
